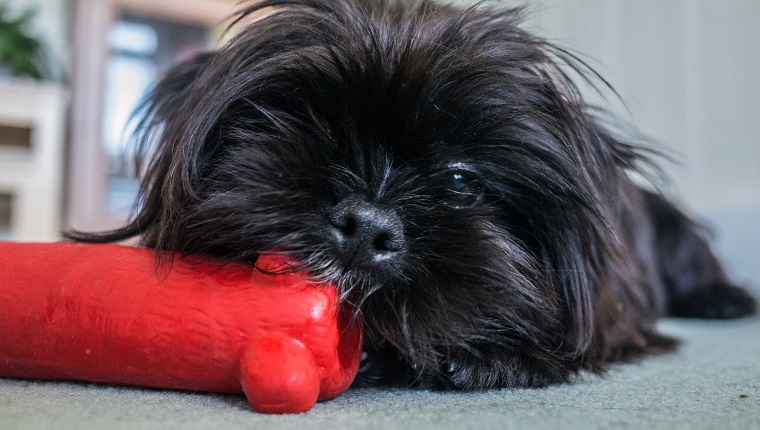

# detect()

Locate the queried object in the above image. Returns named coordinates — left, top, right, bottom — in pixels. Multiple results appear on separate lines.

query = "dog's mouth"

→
left=252, top=246, right=404, bottom=306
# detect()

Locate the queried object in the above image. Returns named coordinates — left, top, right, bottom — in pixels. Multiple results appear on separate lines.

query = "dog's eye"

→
left=442, top=168, right=484, bottom=208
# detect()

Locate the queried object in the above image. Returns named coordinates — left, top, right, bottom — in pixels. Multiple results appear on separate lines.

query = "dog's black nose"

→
left=328, top=197, right=406, bottom=271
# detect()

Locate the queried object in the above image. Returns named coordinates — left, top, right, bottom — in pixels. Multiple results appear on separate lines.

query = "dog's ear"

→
left=138, top=52, right=217, bottom=128
left=65, top=53, right=217, bottom=245
left=128, top=52, right=223, bottom=248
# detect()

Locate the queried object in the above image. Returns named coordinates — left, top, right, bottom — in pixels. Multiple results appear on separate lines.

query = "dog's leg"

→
left=644, top=191, right=757, bottom=319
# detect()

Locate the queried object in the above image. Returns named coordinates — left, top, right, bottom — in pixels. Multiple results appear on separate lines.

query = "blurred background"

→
left=0, top=0, right=757, bottom=288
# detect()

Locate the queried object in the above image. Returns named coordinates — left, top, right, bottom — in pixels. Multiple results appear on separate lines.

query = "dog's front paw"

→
left=670, top=282, right=757, bottom=319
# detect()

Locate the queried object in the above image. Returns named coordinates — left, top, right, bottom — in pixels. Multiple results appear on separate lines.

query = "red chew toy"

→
left=0, top=242, right=361, bottom=414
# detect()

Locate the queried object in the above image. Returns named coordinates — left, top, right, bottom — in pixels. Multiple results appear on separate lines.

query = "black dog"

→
left=71, top=0, right=756, bottom=389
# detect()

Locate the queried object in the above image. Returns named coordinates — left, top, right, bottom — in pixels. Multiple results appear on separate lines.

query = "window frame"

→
left=67, top=0, right=238, bottom=235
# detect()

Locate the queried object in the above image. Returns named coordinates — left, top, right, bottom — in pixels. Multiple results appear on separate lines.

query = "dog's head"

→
left=104, top=0, right=645, bottom=387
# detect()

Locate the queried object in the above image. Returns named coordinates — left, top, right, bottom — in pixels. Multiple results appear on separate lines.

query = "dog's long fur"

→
left=71, top=0, right=756, bottom=389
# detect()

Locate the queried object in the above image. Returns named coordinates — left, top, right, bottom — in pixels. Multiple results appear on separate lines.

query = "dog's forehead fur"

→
left=165, top=0, right=611, bottom=211
left=195, top=1, right=559, bottom=164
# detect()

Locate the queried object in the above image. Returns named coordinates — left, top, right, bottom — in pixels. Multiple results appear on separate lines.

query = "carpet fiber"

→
left=1, top=316, right=758, bottom=429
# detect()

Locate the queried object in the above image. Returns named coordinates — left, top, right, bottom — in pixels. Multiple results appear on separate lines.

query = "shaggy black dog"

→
left=71, top=0, right=756, bottom=389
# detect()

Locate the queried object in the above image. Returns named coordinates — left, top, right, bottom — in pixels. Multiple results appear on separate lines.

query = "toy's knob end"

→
left=240, top=336, right=320, bottom=414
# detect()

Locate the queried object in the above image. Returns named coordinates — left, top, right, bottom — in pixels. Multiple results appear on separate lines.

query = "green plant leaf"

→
left=0, top=4, right=48, bottom=80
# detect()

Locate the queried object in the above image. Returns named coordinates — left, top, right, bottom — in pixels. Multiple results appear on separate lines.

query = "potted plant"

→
left=0, top=4, right=47, bottom=80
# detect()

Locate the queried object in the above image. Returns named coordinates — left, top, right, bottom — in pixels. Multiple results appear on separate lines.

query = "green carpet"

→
left=1, top=316, right=758, bottom=429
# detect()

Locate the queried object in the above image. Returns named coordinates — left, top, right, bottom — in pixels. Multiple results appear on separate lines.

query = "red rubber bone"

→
left=0, top=242, right=361, bottom=414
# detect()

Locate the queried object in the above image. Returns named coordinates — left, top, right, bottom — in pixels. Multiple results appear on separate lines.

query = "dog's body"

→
left=73, top=0, right=756, bottom=389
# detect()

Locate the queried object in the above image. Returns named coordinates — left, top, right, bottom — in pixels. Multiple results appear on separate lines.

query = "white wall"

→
left=509, top=0, right=760, bottom=286
left=521, top=0, right=760, bottom=209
